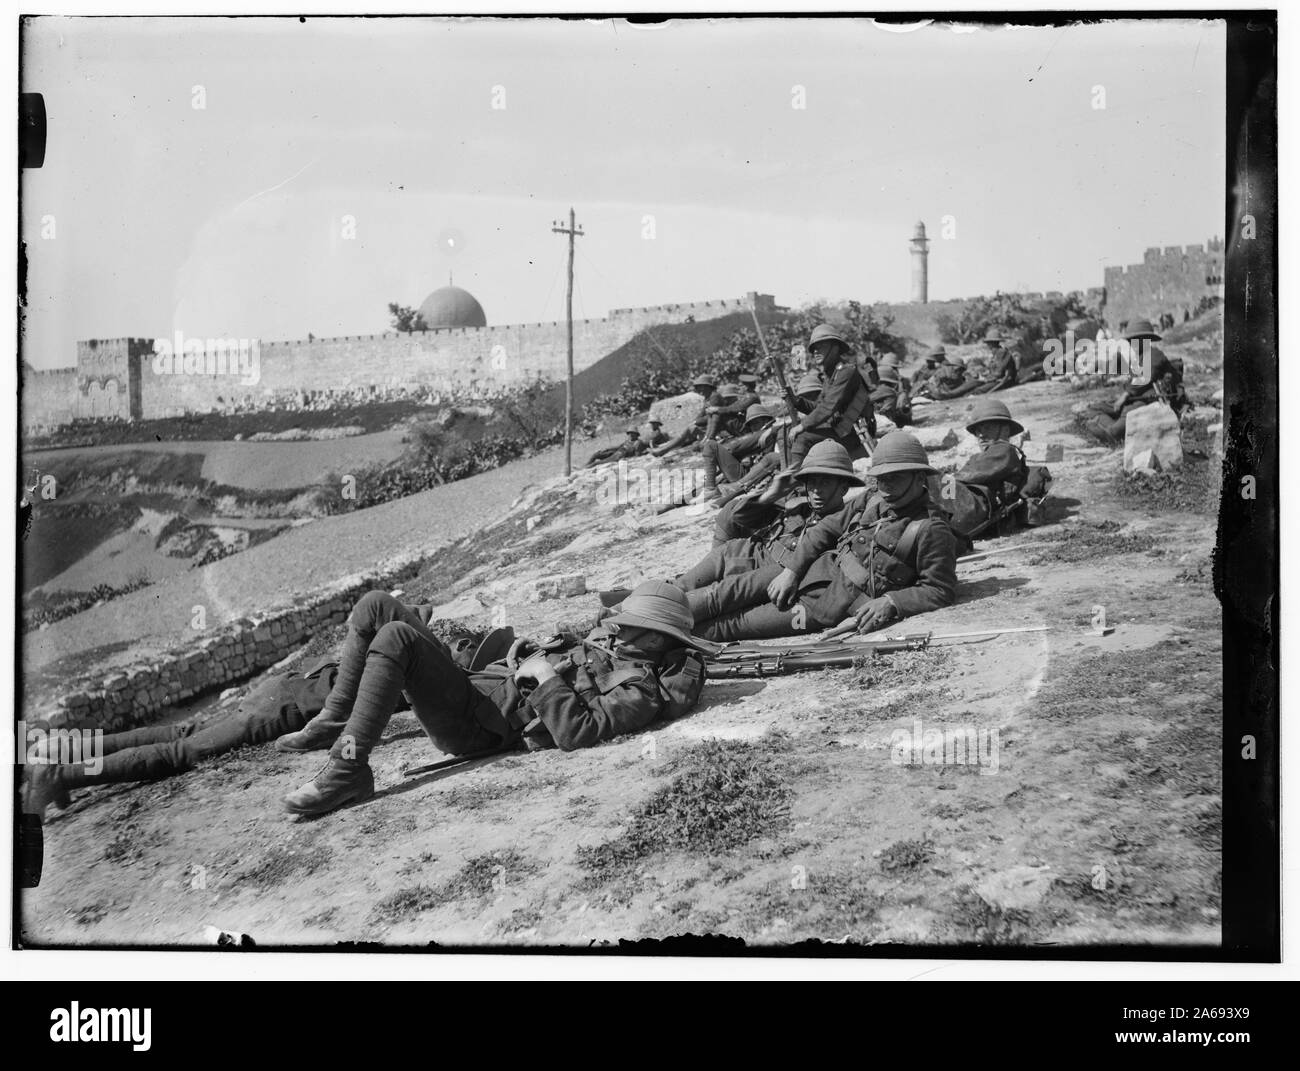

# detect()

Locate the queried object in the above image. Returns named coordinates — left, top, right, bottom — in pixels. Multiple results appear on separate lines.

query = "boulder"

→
left=1123, top=404, right=1182, bottom=472
left=648, top=391, right=705, bottom=435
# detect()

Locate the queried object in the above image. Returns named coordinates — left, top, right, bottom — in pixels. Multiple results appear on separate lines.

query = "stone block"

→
left=914, top=426, right=958, bottom=451
left=535, top=574, right=588, bottom=601
left=1124, top=404, right=1182, bottom=472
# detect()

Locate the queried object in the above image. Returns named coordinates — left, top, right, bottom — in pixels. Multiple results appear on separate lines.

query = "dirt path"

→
left=22, top=430, right=626, bottom=686
left=21, top=368, right=1223, bottom=949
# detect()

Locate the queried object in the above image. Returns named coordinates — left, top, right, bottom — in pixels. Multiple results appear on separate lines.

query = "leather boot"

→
left=283, top=757, right=374, bottom=816
left=275, top=717, right=343, bottom=753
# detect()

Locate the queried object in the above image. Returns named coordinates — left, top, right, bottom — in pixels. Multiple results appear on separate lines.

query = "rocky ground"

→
left=20, top=350, right=1223, bottom=950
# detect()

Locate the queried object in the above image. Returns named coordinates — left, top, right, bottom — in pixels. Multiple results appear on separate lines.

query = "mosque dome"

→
left=417, top=285, right=487, bottom=329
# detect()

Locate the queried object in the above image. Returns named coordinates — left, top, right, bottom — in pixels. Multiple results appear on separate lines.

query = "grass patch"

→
left=878, top=837, right=935, bottom=872
left=576, top=734, right=795, bottom=881
left=238, top=843, right=335, bottom=888
left=369, top=848, right=541, bottom=924
left=1027, top=519, right=1158, bottom=564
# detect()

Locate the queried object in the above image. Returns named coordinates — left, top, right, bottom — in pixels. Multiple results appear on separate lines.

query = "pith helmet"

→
left=691, top=373, right=716, bottom=389
left=808, top=324, right=850, bottom=351
left=795, top=371, right=824, bottom=397
left=925, top=345, right=947, bottom=362
left=965, top=398, right=1025, bottom=437
left=602, top=580, right=717, bottom=653
left=744, top=403, right=775, bottom=429
left=470, top=626, right=517, bottom=671
left=648, top=418, right=662, bottom=426
left=718, top=382, right=742, bottom=400
left=738, top=373, right=760, bottom=386
left=879, top=353, right=902, bottom=368
left=867, top=431, right=938, bottom=477
left=1125, top=319, right=1162, bottom=341
left=944, top=354, right=966, bottom=368
left=792, top=440, right=866, bottom=486
left=983, top=326, right=1006, bottom=344
left=624, top=428, right=640, bottom=436
left=877, top=365, right=901, bottom=386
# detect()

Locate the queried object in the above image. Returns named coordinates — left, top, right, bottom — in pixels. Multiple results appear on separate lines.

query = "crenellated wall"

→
left=1102, top=239, right=1225, bottom=329
left=22, top=293, right=780, bottom=428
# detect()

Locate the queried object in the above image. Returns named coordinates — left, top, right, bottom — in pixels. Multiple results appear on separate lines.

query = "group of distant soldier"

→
left=34, top=316, right=1176, bottom=825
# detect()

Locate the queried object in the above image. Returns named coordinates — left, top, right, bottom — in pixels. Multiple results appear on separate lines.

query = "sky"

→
left=20, top=15, right=1226, bottom=369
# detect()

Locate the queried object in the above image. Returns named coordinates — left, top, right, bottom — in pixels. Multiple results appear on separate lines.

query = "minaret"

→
left=909, top=220, right=930, bottom=304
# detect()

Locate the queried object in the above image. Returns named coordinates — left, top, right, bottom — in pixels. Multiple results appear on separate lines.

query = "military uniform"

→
left=654, top=387, right=728, bottom=455
left=929, top=360, right=982, bottom=400
left=586, top=431, right=647, bottom=468
left=1085, top=322, right=1187, bottom=441
left=282, top=584, right=710, bottom=815
left=689, top=435, right=957, bottom=641
left=790, top=326, right=875, bottom=467
left=701, top=405, right=775, bottom=493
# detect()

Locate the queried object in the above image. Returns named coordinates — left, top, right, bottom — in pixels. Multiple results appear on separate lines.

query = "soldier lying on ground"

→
left=684, top=432, right=958, bottom=641
left=789, top=324, right=875, bottom=468
left=651, top=374, right=727, bottom=456
left=928, top=355, right=984, bottom=400
left=279, top=582, right=710, bottom=817
left=19, top=660, right=345, bottom=819
left=585, top=428, right=647, bottom=468
left=930, top=398, right=1051, bottom=550
left=910, top=346, right=946, bottom=398
left=645, top=419, right=669, bottom=449
left=698, top=404, right=777, bottom=502
left=1083, top=319, right=1189, bottom=443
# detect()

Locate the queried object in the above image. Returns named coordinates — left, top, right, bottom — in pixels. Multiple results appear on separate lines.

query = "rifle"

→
left=402, top=742, right=523, bottom=778
left=749, top=302, right=801, bottom=421
left=706, top=625, right=1050, bottom=676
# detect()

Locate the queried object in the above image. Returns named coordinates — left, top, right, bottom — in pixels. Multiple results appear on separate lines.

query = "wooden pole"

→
left=552, top=208, right=583, bottom=476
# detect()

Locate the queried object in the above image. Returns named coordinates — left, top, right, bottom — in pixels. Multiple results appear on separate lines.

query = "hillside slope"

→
left=21, top=343, right=1225, bottom=950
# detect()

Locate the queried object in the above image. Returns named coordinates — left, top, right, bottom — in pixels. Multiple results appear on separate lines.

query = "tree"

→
left=388, top=303, right=428, bottom=333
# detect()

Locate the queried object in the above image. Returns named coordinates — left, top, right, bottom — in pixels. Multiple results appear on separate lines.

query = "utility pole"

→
left=552, top=207, right=584, bottom=475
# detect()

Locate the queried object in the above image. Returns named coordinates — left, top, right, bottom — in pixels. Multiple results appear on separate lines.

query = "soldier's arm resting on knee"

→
left=798, top=365, right=855, bottom=433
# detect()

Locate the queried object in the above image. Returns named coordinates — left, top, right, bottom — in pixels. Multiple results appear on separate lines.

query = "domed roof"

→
left=418, top=285, right=486, bottom=329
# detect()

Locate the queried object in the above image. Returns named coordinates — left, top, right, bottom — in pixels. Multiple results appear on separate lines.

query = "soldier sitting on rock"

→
left=1083, top=319, right=1187, bottom=444
left=584, top=428, right=647, bottom=468
left=279, top=582, right=711, bottom=818
left=651, top=374, right=726, bottom=456
left=645, top=419, right=669, bottom=449
left=683, top=432, right=958, bottom=641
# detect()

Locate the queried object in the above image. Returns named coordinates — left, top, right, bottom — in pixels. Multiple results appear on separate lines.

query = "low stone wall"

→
left=36, top=563, right=423, bottom=734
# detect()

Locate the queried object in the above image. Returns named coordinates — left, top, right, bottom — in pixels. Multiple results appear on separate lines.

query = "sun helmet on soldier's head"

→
left=601, top=580, right=717, bottom=653
left=965, top=398, right=1025, bottom=437
left=807, top=324, right=850, bottom=367
left=1124, top=319, right=1162, bottom=341
left=876, top=365, right=901, bottom=386
left=791, top=440, right=866, bottom=487
left=743, top=403, right=775, bottom=430
left=866, top=431, right=938, bottom=477
left=983, top=326, right=1006, bottom=344
left=691, top=373, right=717, bottom=390
left=924, top=345, right=946, bottom=363
left=738, top=373, right=760, bottom=387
